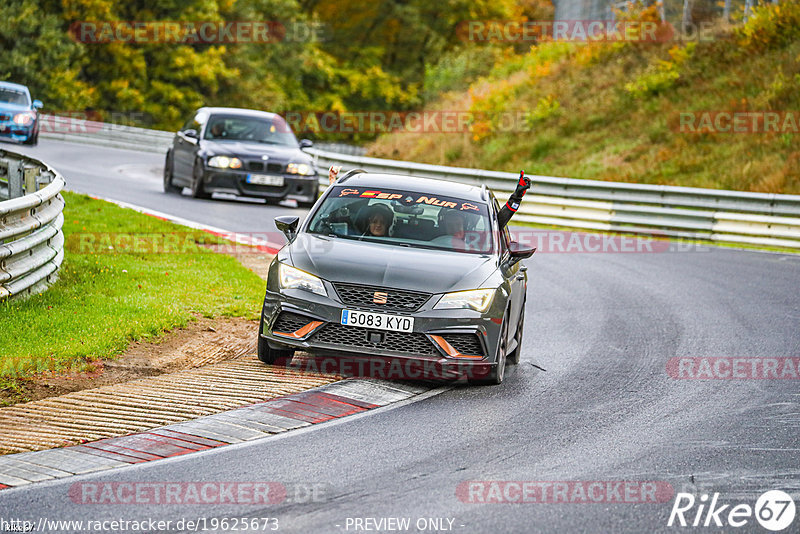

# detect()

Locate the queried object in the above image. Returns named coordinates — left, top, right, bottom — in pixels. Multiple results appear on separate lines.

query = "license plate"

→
left=341, top=310, right=414, bottom=333
left=247, top=174, right=284, bottom=186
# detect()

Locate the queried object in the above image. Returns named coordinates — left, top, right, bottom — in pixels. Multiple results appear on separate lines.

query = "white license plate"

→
left=247, top=174, right=284, bottom=186
left=340, top=310, right=414, bottom=333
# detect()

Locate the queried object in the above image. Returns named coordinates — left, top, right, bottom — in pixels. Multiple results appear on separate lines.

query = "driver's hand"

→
left=514, top=170, right=530, bottom=197
left=329, top=165, right=342, bottom=184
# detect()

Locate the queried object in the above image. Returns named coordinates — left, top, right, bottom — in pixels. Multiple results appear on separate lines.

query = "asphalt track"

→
left=2, top=138, right=799, bottom=533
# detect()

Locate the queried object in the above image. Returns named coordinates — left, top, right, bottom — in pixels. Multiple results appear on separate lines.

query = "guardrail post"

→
left=8, top=160, right=23, bottom=199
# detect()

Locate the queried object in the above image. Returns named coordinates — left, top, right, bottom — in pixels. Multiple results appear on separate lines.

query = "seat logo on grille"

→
left=373, top=291, right=388, bottom=304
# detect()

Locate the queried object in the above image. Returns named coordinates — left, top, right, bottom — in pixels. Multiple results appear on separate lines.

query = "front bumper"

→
left=201, top=168, right=318, bottom=203
left=261, top=285, right=504, bottom=381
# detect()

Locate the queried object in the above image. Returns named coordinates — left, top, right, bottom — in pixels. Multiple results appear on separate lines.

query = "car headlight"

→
left=434, top=288, right=495, bottom=312
left=279, top=263, right=327, bottom=296
left=208, top=156, right=242, bottom=169
left=13, top=113, right=34, bottom=126
left=286, top=162, right=314, bottom=176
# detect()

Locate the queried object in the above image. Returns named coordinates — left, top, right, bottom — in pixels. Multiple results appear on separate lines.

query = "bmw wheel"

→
left=163, top=150, right=181, bottom=193
left=191, top=160, right=212, bottom=199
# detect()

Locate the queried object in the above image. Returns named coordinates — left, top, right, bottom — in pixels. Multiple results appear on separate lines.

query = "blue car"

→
left=0, top=81, right=42, bottom=146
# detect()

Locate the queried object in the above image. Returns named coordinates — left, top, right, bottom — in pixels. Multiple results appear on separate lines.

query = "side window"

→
left=492, top=197, right=510, bottom=253
left=182, top=112, right=206, bottom=133
left=502, top=225, right=512, bottom=250
left=181, top=116, right=196, bottom=131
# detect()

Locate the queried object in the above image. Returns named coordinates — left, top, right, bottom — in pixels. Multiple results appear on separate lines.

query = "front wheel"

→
left=163, top=150, right=181, bottom=193
left=470, top=312, right=508, bottom=385
left=23, top=131, right=37, bottom=146
left=257, top=335, right=295, bottom=365
left=257, top=313, right=295, bottom=365
left=507, top=298, right=525, bottom=365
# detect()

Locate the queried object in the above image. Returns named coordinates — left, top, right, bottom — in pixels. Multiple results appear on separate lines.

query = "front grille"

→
left=310, top=324, right=438, bottom=356
left=333, top=283, right=430, bottom=312
left=272, top=311, right=312, bottom=333
left=442, top=333, right=485, bottom=357
left=246, top=161, right=284, bottom=174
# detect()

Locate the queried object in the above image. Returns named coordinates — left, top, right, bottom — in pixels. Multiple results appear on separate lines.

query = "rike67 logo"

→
left=668, top=490, right=796, bottom=531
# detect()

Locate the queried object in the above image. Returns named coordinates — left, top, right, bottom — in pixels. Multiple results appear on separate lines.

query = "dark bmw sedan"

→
left=258, top=171, right=535, bottom=384
left=163, top=107, right=319, bottom=205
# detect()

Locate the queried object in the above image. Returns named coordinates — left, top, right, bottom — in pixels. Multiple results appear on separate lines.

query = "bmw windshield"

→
left=307, top=186, right=494, bottom=254
left=203, top=114, right=298, bottom=146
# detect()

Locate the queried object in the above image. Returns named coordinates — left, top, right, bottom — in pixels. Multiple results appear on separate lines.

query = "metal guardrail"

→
left=307, top=148, right=800, bottom=249
left=0, top=150, right=66, bottom=300
left=37, top=114, right=800, bottom=249
left=39, top=115, right=173, bottom=154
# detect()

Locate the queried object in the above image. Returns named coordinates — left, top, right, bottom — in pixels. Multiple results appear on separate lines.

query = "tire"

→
left=257, top=315, right=295, bottom=365
left=191, top=160, right=212, bottom=199
left=23, top=131, right=37, bottom=146
left=470, top=311, right=508, bottom=385
left=163, top=150, right=181, bottom=193
left=507, top=298, right=526, bottom=365
left=257, top=335, right=294, bottom=365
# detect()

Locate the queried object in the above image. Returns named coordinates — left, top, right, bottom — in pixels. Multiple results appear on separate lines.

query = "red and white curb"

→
left=0, top=379, right=433, bottom=489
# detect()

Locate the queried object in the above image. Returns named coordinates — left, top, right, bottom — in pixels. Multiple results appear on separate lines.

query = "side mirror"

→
left=506, top=242, right=535, bottom=267
left=32, top=100, right=43, bottom=109
left=275, top=215, right=300, bottom=242
left=299, top=139, right=313, bottom=149
left=183, top=129, right=198, bottom=139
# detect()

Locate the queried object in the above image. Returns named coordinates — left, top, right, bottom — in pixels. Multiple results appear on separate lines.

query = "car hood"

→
left=201, top=140, right=310, bottom=162
left=287, top=234, right=497, bottom=294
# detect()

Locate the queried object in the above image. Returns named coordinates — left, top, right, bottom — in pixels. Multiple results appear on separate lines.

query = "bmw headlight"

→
left=434, top=289, right=495, bottom=312
left=13, top=112, right=34, bottom=127
left=208, top=156, right=242, bottom=169
left=279, top=263, right=327, bottom=296
left=286, top=162, right=314, bottom=176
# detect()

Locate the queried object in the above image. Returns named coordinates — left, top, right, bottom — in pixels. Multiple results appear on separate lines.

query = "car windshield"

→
left=0, top=88, right=29, bottom=106
left=203, top=115, right=297, bottom=146
left=307, top=186, right=494, bottom=254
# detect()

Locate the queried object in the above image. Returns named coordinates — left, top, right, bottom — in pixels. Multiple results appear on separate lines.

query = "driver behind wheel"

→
left=363, top=204, right=394, bottom=237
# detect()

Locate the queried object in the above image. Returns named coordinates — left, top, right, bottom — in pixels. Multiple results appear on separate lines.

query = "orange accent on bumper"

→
left=430, top=335, right=483, bottom=360
left=274, top=320, right=323, bottom=339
